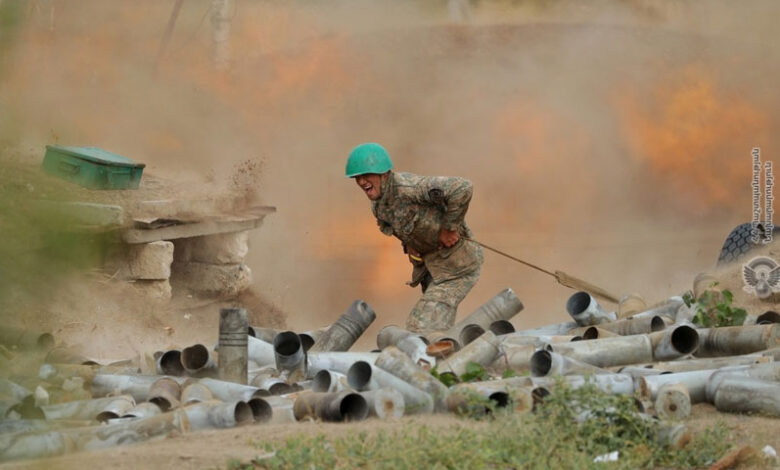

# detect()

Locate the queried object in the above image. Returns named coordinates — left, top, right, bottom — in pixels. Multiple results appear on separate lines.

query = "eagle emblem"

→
left=743, top=256, right=780, bottom=299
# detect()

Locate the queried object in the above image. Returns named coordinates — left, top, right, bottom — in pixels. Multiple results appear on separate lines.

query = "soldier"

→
left=346, top=142, right=483, bottom=332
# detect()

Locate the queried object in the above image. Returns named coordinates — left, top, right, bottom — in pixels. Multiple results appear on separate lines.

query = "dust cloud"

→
left=1, top=0, right=778, bottom=347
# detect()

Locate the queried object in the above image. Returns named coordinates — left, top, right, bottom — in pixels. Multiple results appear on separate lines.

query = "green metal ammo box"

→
left=42, top=145, right=146, bottom=190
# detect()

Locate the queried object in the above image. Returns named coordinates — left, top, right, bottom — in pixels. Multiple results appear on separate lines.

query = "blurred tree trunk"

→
left=210, top=0, right=232, bottom=71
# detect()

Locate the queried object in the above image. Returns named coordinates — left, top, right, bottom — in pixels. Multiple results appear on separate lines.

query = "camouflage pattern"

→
left=371, top=171, right=483, bottom=332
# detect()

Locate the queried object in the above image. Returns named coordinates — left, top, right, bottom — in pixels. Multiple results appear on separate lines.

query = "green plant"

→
left=231, top=380, right=733, bottom=470
left=692, top=288, right=747, bottom=327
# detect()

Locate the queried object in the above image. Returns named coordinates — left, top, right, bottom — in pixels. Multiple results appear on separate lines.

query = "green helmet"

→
left=345, top=143, right=393, bottom=177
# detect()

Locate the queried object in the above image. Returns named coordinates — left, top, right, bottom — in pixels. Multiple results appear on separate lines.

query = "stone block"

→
left=174, top=231, right=250, bottom=265
left=118, top=241, right=174, bottom=280
left=171, top=262, right=252, bottom=299
left=131, top=279, right=172, bottom=301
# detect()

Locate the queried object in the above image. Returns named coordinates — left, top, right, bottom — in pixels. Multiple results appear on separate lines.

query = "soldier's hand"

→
left=439, top=228, right=460, bottom=248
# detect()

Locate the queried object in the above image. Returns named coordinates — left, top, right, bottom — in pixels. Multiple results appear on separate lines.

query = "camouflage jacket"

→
left=371, top=171, right=483, bottom=283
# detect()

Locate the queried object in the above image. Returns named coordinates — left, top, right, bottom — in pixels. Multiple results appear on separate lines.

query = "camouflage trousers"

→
left=405, top=266, right=481, bottom=333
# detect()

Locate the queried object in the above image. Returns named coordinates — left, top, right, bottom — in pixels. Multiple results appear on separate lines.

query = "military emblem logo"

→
left=742, top=256, right=780, bottom=299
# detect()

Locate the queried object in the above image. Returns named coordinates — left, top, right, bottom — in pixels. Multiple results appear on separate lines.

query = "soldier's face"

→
left=355, top=173, right=384, bottom=200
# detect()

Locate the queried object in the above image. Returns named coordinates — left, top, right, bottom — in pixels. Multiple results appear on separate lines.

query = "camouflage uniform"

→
left=371, top=171, right=483, bottom=332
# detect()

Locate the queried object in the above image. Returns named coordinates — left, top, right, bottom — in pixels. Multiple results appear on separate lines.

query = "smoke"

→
left=1, top=0, right=778, bottom=347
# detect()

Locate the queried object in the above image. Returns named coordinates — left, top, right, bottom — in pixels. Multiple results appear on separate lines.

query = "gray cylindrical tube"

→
left=585, top=316, right=666, bottom=336
left=650, top=322, right=700, bottom=361
left=489, top=320, right=515, bottom=336
left=299, top=327, right=329, bottom=352
left=250, top=375, right=295, bottom=396
left=0, top=409, right=189, bottom=462
left=247, top=326, right=283, bottom=343
left=459, top=324, right=486, bottom=346
left=293, top=391, right=369, bottom=422
left=713, top=377, right=780, bottom=416
left=581, top=327, right=620, bottom=340
left=498, top=344, right=538, bottom=372
left=41, top=395, right=135, bottom=422
left=532, top=373, right=635, bottom=395
left=198, top=377, right=263, bottom=402
left=692, top=272, right=719, bottom=299
left=757, top=310, right=780, bottom=324
left=360, top=389, right=404, bottom=420
left=447, top=382, right=533, bottom=415
left=273, top=331, right=306, bottom=377
left=639, top=368, right=741, bottom=403
left=148, top=377, right=181, bottom=412
left=705, top=363, right=780, bottom=402
left=696, top=324, right=780, bottom=357
left=374, top=346, right=449, bottom=412
left=184, top=400, right=253, bottom=430
left=156, top=350, right=185, bottom=376
left=247, top=336, right=275, bottom=368
left=437, top=331, right=502, bottom=379
left=121, top=402, right=162, bottom=419
left=618, top=293, right=648, bottom=319
left=180, top=382, right=214, bottom=405
left=655, top=383, right=691, bottom=420
left=377, top=326, right=434, bottom=366
left=633, top=355, right=769, bottom=373
left=247, top=398, right=273, bottom=423
left=551, top=335, right=654, bottom=368
left=91, top=375, right=168, bottom=402
left=306, top=352, right=379, bottom=377
left=346, top=361, right=434, bottom=414
left=529, top=350, right=611, bottom=377
left=218, top=308, right=248, bottom=384
left=566, top=291, right=616, bottom=326
left=308, top=300, right=376, bottom=352
left=312, top=370, right=347, bottom=393
left=181, top=344, right=216, bottom=376
left=456, top=288, right=524, bottom=331
left=630, top=297, right=686, bottom=320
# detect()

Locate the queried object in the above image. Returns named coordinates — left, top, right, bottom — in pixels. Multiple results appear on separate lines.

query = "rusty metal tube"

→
left=639, top=367, right=748, bottom=403
left=292, top=391, right=369, bottom=422
left=655, top=383, right=691, bottom=420
left=429, top=288, right=524, bottom=347
left=346, top=361, right=433, bottom=414
left=695, top=324, right=780, bottom=357
left=180, top=382, right=214, bottom=405
left=374, top=346, right=449, bottom=412
left=273, top=331, right=306, bottom=377
left=530, top=350, right=611, bottom=377
left=650, top=322, right=700, bottom=361
left=148, top=377, right=181, bottom=412
left=566, top=291, right=616, bottom=326
left=437, top=331, right=501, bottom=379
left=360, top=389, right=404, bottom=419
left=713, top=377, right=780, bottom=416
left=41, top=395, right=135, bottom=422
left=218, top=307, right=248, bottom=384
left=263, top=396, right=296, bottom=424
left=618, top=293, right=648, bottom=319
left=299, top=327, right=329, bottom=352
left=183, top=400, right=253, bottom=430
left=308, top=300, right=376, bottom=352
left=551, top=335, right=654, bottom=368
